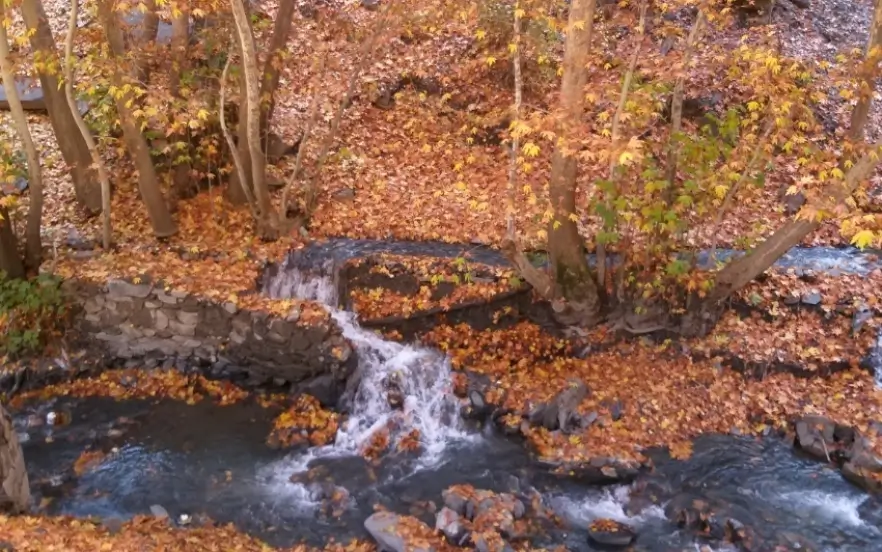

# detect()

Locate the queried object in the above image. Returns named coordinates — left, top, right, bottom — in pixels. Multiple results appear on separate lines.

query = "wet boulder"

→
left=666, top=495, right=726, bottom=539
left=841, top=436, right=882, bottom=492
left=441, top=486, right=470, bottom=516
left=384, top=373, right=405, bottom=410
left=528, top=379, right=588, bottom=432
left=435, top=506, right=470, bottom=546
left=793, top=415, right=851, bottom=462
left=587, top=518, right=636, bottom=547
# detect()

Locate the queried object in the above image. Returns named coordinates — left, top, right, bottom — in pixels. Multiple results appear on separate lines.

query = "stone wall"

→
left=64, top=277, right=356, bottom=398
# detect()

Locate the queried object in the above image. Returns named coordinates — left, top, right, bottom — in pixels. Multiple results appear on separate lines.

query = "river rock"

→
left=149, top=504, right=170, bottom=520
left=528, top=379, right=588, bottom=431
left=364, top=512, right=434, bottom=552
left=587, top=519, right=636, bottom=547
left=436, top=507, right=469, bottom=546
left=442, top=487, right=469, bottom=516
left=794, top=415, right=841, bottom=461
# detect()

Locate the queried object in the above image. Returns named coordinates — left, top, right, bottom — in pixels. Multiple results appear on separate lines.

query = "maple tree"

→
left=481, top=0, right=882, bottom=336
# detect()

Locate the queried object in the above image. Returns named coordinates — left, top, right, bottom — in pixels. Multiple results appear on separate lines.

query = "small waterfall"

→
left=263, top=259, right=469, bottom=464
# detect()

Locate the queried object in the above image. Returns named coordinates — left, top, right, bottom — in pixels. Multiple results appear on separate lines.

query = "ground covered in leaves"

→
left=0, top=514, right=373, bottom=552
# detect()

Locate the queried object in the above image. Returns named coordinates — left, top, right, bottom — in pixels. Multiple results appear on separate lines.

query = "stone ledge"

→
left=63, top=276, right=356, bottom=402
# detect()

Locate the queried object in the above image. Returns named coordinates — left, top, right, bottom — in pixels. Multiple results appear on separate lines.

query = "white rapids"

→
left=260, top=260, right=471, bottom=487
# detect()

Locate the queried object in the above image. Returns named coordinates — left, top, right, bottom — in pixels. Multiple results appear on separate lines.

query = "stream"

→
left=13, top=243, right=882, bottom=551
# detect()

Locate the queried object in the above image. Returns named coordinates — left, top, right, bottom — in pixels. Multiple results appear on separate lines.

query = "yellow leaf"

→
left=476, top=29, right=486, bottom=40
left=515, top=8, right=525, bottom=18
left=522, top=142, right=540, bottom=157
left=851, top=229, right=876, bottom=249
left=485, top=56, right=497, bottom=66
left=572, top=20, right=586, bottom=31
left=714, top=184, right=729, bottom=199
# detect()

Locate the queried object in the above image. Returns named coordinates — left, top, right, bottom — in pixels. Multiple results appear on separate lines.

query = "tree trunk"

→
left=0, top=7, right=44, bottom=269
left=226, top=2, right=254, bottom=207
left=20, top=0, right=101, bottom=215
left=99, top=0, right=177, bottom=238
left=169, top=3, right=193, bottom=201
left=227, top=74, right=253, bottom=205
left=711, top=144, right=882, bottom=301
left=546, top=0, right=601, bottom=324
left=506, top=9, right=522, bottom=238
left=230, top=0, right=277, bottom=235
left=65, top=0, right=112, bottom=249
left=259, top=0, right=296, bottom=142
left=0, top=207, right=24, bottom=279
left=664, top=11, right=705, bottom=188
left=850, top=0, right=882, bottom=141
left=0, top=401, right=30, bottom=513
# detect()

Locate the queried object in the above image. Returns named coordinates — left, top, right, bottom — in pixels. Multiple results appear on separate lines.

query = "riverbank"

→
left=4, top=241, right=882, bottom=552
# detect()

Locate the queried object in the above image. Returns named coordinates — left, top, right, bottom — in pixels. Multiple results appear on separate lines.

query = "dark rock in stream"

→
left=587, top=519, right=636, bottom=547
left=528, top=379, right=588, bottom=432
left=793, top=415, right=852, bottom=462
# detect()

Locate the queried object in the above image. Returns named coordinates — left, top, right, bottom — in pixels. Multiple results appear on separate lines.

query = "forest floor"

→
left=3, top=0, right=882, bottom=549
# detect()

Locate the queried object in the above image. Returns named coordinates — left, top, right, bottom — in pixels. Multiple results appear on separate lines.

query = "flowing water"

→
left=14, top=243, right=882, bottom=550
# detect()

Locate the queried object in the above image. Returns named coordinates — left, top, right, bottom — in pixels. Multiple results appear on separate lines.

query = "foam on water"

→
left=776, top=490, right=869, bottom=528
left=552, top=485, right=665, bottom=527
left=261, top=259, right=470, bottom=486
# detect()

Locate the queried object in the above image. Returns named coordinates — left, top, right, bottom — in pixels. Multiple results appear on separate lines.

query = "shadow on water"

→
left=15, top=397, right=882, bottom=551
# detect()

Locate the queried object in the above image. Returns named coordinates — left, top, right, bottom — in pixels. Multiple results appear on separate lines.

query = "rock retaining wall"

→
left=64, top=277, right=355, bottom=395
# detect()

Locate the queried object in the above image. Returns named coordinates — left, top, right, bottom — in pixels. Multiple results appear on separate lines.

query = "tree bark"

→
left=259, top=0, right=296, bottom=142
left=230, top=0, right=277, bottom=235
left=0, top=401, right=30, bottom=513
left=665, top=11, right=705, bottom=188
left=507, top=8, right=522, bottom=239
left=20, top=0, right=101, bottom=215
left=99, top=0, right=177, bottom=238
left=546, top=0, right=601, bottom=324
left=711, top=144, right=882, bottom=301
left=169, top=2, right=193, bottom=201
left=220, top=56, right=258, bottom=215
left=0, top=7, right=44, bottom=269
left=65, top=0, right=112, bottom=249
left=0, top=207, right=24, bottom=279
left=850, top=0, right=882, bottom=141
